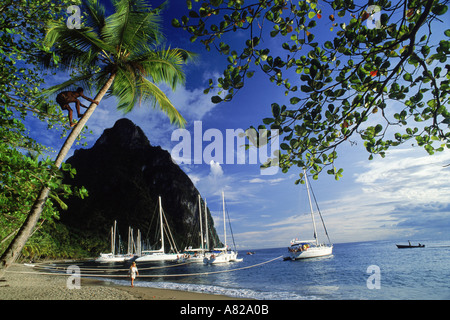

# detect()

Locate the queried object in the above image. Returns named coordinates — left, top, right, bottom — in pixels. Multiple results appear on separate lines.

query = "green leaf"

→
left=324, top=41, right=333, bottom=49
left=290, top=97, right=301, bottom=104
left=272, top=103, right=281, bottom=117
left=403, top=73, right=412, bottom=82
left=172, top=18, right=180, bottom=27
left=263, top=118, right=275, bottom=124
left=432, top=4, right=448, bottom=15
left=280, top=143, right=290, bottom=150
left=211, top=95, right=223, bottom=103
left=301, top=85, right=313, bottom=93
left=210, top=0, right=224, bottom=6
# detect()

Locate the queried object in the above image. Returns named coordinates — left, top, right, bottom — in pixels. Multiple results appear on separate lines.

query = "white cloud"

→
left=354, top=148, right=450, bottom=203
left=246, top=173, right=294, bottom=185
left=324, top=147, right=450, bottom=241
left=163, top=83, right=217, bottom=121
left=209, top=160, right=224, bottom=178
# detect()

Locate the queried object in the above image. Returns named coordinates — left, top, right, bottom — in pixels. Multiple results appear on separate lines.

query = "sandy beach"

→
left=0, top=263, right=242, bottom=300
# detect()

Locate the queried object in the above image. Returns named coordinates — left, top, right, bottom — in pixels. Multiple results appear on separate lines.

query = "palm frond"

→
left=34, top=71, right=101, bottom=111
left=45, top=22, right=104, bottom=52
left=113, top=66, right=186, bottom=127
left=102, top=0, right=165, bottom=58
left=43, top=73, right=98, bottom=98
left=110, top=65, right=138, bottom=112
left=139, top=78, right=186, bottom=128
left=81, top=0, right=106, bottom=35
left=131, top=47, right=197, bottom=90
left=43, top=21, right=114, bottom=70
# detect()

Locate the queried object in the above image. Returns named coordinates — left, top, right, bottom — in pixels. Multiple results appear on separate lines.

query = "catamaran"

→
left=136, top=197, right=180, bottom=262
left=287, top=169, right=333, bottom=260
left=204, top=191, right=243, bottom=264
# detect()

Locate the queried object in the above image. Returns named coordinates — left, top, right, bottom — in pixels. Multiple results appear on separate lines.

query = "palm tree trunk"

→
left=0, top=73, right=116, bottom=277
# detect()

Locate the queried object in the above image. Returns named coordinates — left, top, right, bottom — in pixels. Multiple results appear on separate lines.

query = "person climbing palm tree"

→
left=0, top=0, right=195, bottom=275
left=56, top=87, right=99, bottom=127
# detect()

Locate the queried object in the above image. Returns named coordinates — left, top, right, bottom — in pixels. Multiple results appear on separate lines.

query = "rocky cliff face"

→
left=60, top=118, right=220, bottom=255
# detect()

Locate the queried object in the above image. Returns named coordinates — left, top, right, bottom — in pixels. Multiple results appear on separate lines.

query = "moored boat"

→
left=203, top=191, right=242, bottom=264
left=136, top=197, right=180, bottom=262
left=396, top=241, right=425, bottom=248
left=287, top=169, right=333, bottom=260
left=95, top=220, right=126, bottom=262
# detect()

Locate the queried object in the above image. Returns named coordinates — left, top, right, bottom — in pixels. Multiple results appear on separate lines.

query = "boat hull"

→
left=135, top=253, right=179, bottom=262
left=289, top=245, right=333, bottom=260
left=184, top=255, right=205, bottom=263
left=95, top=253, right=126, bottom=263
left=396, top=244, right=425, bottom=248
left=203, top=251, right=241, bottom=264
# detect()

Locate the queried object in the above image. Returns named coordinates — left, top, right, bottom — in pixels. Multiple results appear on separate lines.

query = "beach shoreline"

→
left=0, top=263, right=246, bottom=300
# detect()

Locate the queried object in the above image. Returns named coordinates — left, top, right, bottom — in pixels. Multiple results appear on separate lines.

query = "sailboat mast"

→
left=159, top=196, right=164, bottom=252
left=127, top=226, right=131, bottom=255
left=204, top=199, right=209, bottom=250
left=113, top=220, right=117, bottom=255
left=137, top=229, right=141, bottom=256
left=222, top=190, right=227, bottom=250
left=110, top=226, right=114, bottom=254
left=198, top=195, right=204, bottom=251
left=304, top=170, right=319, bottom=245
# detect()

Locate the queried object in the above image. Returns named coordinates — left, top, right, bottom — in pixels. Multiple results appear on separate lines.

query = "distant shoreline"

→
left=0, top=263, right=246, bottom=300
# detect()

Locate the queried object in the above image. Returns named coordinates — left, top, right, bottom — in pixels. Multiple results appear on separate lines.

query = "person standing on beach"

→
left=129, top=262, right=138, bottom=287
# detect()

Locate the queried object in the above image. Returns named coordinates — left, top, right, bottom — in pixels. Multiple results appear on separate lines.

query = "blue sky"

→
left=26, top=0, right=450, bottom=249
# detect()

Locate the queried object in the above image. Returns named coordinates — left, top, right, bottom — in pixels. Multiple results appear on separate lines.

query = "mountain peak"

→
left=94, top=118, right=150, bottom=150
left=61, top=119, right=221, bottom=256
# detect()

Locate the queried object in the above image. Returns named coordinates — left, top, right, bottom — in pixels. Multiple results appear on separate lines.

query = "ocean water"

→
left=50, top=239, right=450, bottom=300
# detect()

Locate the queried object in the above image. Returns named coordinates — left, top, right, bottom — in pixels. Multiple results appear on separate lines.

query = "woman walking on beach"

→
left=129, top=262, right=139, bottom=287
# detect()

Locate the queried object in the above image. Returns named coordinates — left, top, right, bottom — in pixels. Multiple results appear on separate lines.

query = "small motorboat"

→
left=396, top=241, right=425, bottom=249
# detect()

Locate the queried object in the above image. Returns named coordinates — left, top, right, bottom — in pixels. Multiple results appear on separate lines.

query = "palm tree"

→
left=0, top=0, right=195, bottom=274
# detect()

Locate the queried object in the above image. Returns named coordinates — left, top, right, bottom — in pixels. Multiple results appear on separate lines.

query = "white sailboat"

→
left=136, top=197, right=180, bottom=262
left=288, top=169, right=333, bottom=260
left=181, top=195, right=209, bottom=263
left=123, top=226, right=141, bottom=261
left=204, top=191, right=243, bottom=264
left=96, top=220, right=126, bottom=262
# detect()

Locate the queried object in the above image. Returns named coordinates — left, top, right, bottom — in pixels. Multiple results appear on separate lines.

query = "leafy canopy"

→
left=0, top=0, right=88, bottom=256
left=173, top=0, right=450, bottom=181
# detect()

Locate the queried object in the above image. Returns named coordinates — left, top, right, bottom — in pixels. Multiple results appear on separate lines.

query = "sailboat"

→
left=123, top=226, right=142, bottom=260
left=136, top=197, right=180, bottom=262
left=181, top=195, right=209, bottom=263
left=287, top=169, right=333, bottom=260
left=204, top=191, right=243, bottom=264
left=95, top=220, right=126, bottom=262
